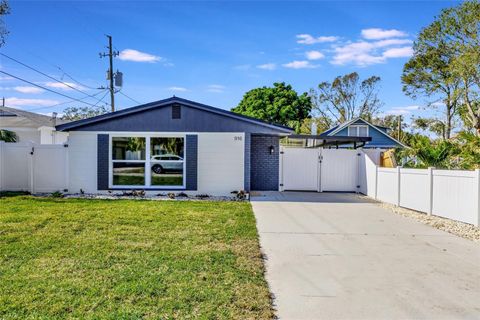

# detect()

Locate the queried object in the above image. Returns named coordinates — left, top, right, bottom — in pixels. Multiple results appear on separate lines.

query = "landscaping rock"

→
left=380, top=202, right=480, bottom=243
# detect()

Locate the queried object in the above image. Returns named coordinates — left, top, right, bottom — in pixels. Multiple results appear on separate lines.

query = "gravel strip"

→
left=380, top=202, right=480, bottom=243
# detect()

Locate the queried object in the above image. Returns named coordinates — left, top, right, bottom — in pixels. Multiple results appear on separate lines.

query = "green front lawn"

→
left=0, top=196, right=273, bottom=319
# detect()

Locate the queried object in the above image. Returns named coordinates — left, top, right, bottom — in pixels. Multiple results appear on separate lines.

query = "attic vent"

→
left=172, top=105, right=181, bottom=119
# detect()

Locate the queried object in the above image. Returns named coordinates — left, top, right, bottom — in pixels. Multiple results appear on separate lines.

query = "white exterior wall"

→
left=197, top=132, right=245, bottom=195
left=8, top=128, right=41, bottom=143
left=65, top=131, right=245, bottom=195
left=67, top=132, right=98, bottom=194
left=39, top=127, right=69, bottom=145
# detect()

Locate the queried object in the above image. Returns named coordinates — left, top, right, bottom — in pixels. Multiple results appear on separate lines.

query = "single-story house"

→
left=0, top=106, right=69, bottom=144
left=56, top=97, right=294, bottom=195
left=320, top=117, right=405, bottom=149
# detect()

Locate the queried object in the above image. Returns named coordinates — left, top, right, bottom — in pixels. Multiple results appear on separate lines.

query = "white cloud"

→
left=257, top=63, right=276, bottom=70
left=385, top=105, right=420, bottom=115
left=282, top=60, right=319, bottom=69
left=45, top=82, right=84, bottom=91
left=296, top=34, right=339, bottom=45
left=168, top=86, right=187, bottom=92
left=5, top=97, right=59, bottom=107
left=14, top=86, right=45, bottom=94
left=361, top=28, right=407, bottom=40
left=207, top=84, right=225, bottom=93
left=331, top=37, right=413, bottom=66
left=0, top=76, right=14, bottom=81
left=119, top=49, right=162, bottom=63
left=382, top=46, right=414, bottom=58
left=305, top=50, right=325, bottom=60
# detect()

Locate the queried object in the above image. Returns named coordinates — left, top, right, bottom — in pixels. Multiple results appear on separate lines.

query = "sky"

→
left=0, top=0, right=459, bottom=120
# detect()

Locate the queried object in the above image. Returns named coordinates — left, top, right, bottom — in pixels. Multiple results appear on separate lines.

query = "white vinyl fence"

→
left=360, top=152, right=480, bottom=226
left=0, top=141, right=68, bottom=193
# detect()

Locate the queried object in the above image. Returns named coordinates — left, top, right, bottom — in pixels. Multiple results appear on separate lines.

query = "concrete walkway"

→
left=251, top=192, right=480, bottom=320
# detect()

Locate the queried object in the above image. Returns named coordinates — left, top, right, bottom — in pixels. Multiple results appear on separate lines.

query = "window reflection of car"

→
left=151, top=154, right=183, bottom=174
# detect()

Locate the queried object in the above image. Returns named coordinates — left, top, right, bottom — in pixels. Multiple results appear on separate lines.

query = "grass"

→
left=0, top=196, right=273, bottom=319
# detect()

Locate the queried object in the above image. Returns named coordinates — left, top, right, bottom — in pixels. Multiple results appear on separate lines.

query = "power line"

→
left=3, top=43, right=101, bottom=90
left=26, top=89, right=109, bottom=112
left=118, top=91, right=142, bottom=105
left=0, top=70, right=100, bottom=107
left=91, top=90, right=110, bottom=108
left=0, top=53, right=102, bottom=100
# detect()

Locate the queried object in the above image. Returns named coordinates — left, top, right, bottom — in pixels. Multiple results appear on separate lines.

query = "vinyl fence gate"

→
left=0, top=142, right=68, bottom=193
left=279, top=147, right=360, bottom=192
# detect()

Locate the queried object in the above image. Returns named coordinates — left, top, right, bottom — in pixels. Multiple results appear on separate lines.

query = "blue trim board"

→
left=185, top=135, right=198, bottom=191
left=97, top=134, right=109, bottom=190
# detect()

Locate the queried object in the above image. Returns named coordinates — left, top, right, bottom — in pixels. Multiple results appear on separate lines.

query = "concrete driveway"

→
left=251, top=192, right=480, bottom=320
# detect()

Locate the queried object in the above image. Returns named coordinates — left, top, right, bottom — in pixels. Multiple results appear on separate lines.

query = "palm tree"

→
left=0, top=129, right=17, bottom=142
left=409, top=135, right=452, bottom=168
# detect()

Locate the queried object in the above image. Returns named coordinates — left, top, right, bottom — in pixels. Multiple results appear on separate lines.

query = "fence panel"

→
left=432, top=170, right=478, bottom=225
left=0, top=142, right=32, bottom=191
left=0, top=142, right=67, bottom=193
left=359, top=150, right=480, bottom=226
left=399, top=168, right=430, bottom=213
left=33, top=145, right=68, bottom=193
left=376, top=168, right=398, bottom=204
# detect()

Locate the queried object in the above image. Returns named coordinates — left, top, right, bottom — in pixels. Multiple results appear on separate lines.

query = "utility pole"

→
left=2, top=97, right=4, bottom=107
left=99, top=35, right=119, bottom=112
left=398, top=115, right=402, bottom=141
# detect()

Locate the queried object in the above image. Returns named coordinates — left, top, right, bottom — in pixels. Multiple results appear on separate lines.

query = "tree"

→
left=373, top=115, right=408, bottom=140
left=412, top=117, right=447, bottom=139
left=310, top=72, right=383, bottom=124
left=232, top=82, right=312, bottom=132
left=442, top=0, right=480, bottom=136
left=62, top=105, right=108, bottom=121
left=298, top=117, right=331, bottom=135
left=0, top=129, right=16, bottom=142
left=401, top=2, right=475, bottom=140
left=0, top=0, right=10, bottom=47
left=452, top=131, right=480, bottom=169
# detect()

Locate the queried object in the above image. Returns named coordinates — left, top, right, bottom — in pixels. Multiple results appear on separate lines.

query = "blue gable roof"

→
left=56, top=96, right=294, bottom=134
left=320, top=118, right=404, bottom=148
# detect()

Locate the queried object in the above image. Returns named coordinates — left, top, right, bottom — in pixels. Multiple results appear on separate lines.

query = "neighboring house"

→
left=56, top=97, right=294, bottom=195
left=0, top=106, right=69, bottom=144
left=320, top=117, right=405, bottom=149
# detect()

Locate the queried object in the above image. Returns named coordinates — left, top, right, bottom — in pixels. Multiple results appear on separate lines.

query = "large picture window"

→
left=150, top=137, right=184, bottom=186
left=111, top=136, right=185, bottom=188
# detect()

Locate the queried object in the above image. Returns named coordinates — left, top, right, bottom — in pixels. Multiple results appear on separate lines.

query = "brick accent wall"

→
left=250, top=135, right=279, bottom=191
left=97, top=134, right=109, bottom=190
left=244, top=133, right=251, bottom=191
left=185, top=135, right=198, bottom=190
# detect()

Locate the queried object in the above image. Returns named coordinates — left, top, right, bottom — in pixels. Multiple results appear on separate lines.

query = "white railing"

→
left=0, top=141, right=68, bottom=193
left=360, top=151, right=480, bottom=226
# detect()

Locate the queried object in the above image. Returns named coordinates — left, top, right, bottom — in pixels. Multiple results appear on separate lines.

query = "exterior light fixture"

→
left=269, top=145, right=275, bottom=154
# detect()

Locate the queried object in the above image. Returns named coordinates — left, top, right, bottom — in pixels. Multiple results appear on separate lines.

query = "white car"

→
left=151, top=154, right=183, bottom=173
